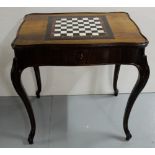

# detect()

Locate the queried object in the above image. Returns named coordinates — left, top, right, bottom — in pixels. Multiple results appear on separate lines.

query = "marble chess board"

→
left=46, top=16, right=114, bottom=40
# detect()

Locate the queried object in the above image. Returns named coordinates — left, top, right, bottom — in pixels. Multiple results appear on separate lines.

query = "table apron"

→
left=14, top=46, right=145, bottom=69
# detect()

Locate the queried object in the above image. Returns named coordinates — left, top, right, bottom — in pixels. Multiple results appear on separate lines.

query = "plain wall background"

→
left=0, top=7, right=154, bottom=96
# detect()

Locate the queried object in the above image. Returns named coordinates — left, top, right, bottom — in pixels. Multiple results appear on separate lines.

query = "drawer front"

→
left=15, top=45, right=141, bottom=67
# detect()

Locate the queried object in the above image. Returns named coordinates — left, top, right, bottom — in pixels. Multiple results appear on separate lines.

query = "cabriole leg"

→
left=11, top=58, right=36, bottom=144
left=123, top=56, right=150, bottom=140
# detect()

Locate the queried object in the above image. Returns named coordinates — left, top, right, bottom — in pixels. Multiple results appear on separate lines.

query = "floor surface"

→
left=0, top=93, right=155, bottom=148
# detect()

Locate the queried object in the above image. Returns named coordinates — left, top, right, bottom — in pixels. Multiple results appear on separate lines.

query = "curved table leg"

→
left=123, top=56, right=150, bottom=141
left=34, top=66, right=41, bottom=98
left=11, top=58, right=36, bottom=144
left=113, top=64, right=120, bottom=96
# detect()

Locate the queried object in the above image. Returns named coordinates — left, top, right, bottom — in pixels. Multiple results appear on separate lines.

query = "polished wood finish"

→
left=11, top=12, right=150, bottom=144
left=12, top=12, right=148, bottom=46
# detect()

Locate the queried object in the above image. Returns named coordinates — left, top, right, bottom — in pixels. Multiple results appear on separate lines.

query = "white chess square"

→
left=79, top=33, right=86, bottom=36
left=94, top=21, right=101, bottom=24
left=85, top=30, right=92, bottom=33
left=84, top=22, right=89, bottom=24
left=73, top=26, right=79, bottom=29
left=67, top=20, right=72, bottom=23
left=79, top=28, right=85, bottom=31
left=61, top=18, right=67, bottom=21
left=61, top=31, right=67, bottom=34
left=60, top=22, right=67, bottom=25
left=91, top=28, right=97, bottom=31
left=55, top=24, right=61, bottom=27
left=96, top=25, right=102, bottom=28
left=54, top=33, right=61, bottom=37
left=56, top=20, right=61, bottom=23
left=78, top=24, right=84, bottom=26
left=61, top=26, right=67, bottom=29
left=93, top=17, right=99, bottom=20
left=67, top=24, right=73, bottom=27
left=89, top=19, right=94, bottom=22
left=73, top=22, right=78, bottom=25
left=92, top=33, right=99, bottom=36
left=83, top=17, right=89, bottom=20
left=90, top=24, right=96, bottom=26
left=85, top=26, right=91, bottom=28
left=73, top=30, right=79, bottom=33
left=78, top=20, right=83, bottom=22
left=67, top=33, right=73, bottom=36
left=67, top=28, right=73, bottom=31
left=55, top=29, right=61, bottom=31
left=98, top=30, right=104, bottom=33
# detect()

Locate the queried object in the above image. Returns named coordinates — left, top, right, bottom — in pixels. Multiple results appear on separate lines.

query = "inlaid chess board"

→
left=46, top=16, right=114, bottom=40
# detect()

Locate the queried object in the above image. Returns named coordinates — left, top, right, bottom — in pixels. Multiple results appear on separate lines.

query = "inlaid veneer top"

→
left=12, top=12, right=148, bottom=47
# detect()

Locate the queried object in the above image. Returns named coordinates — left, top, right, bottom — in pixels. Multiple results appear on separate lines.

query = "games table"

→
left=11, top=12, right=150, bottom=144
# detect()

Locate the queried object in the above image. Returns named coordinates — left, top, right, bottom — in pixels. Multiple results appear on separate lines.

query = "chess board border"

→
left=45, top=15, right=114, bottom=40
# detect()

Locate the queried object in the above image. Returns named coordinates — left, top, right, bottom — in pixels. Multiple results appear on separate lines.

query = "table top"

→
left=12, top=12, right=148, bottom=47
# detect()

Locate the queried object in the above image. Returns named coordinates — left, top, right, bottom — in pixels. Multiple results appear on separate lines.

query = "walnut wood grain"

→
left=12, top=12, right=148, bottom=47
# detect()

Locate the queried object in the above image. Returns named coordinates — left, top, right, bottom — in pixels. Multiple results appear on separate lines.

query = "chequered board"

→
left=54, top=17, right=105, bottom=37
left=46, top=16, right=114, bottom=40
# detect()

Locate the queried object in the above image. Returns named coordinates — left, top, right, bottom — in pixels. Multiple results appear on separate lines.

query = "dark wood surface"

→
left=11, top=12, right=150, bottom=144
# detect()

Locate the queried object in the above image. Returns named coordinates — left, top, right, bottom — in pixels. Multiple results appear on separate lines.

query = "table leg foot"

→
left=114, top=89, right=119, bottom=96
left=126, top=132, right=132, bottom=141
left=28, top=138, right=33, bottom=144
left=28, top=127, right=35, bottom=144
left=11, top=58, right=36, bottom=144
left=36, top=92, right=40, bottom=98
left=123, top=56, right=150, bottom=141
left=28, top=132, right=34, bottom=144
left=113, top=65, right=120, bottom=96
left=34, top=66, right=41, bottom=98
